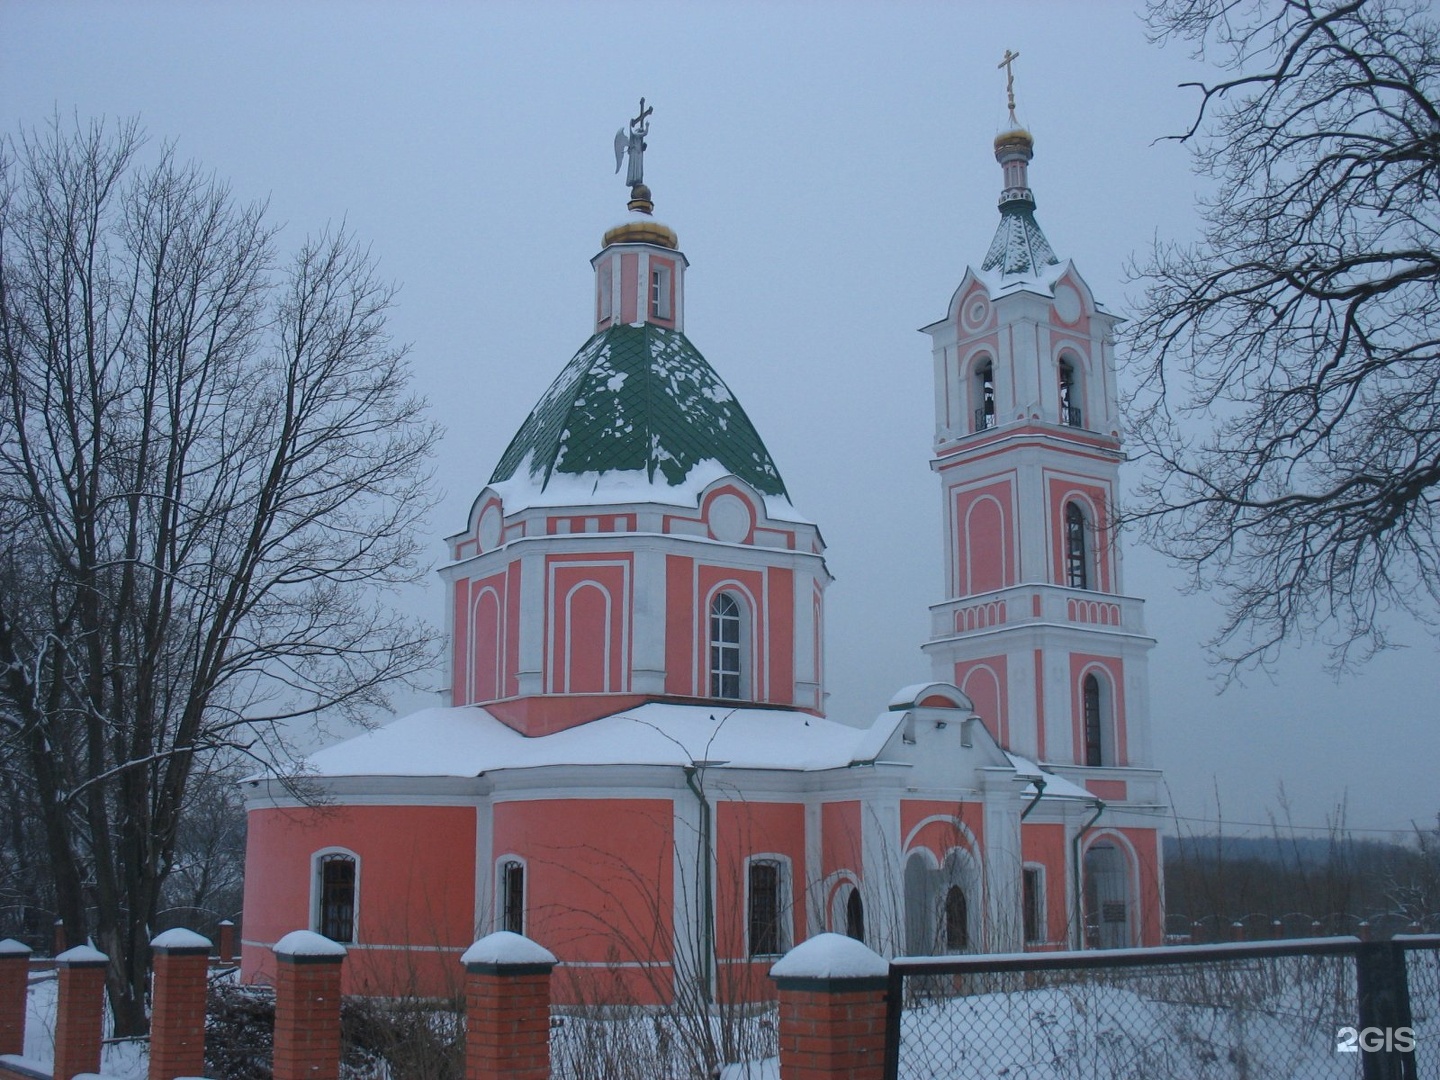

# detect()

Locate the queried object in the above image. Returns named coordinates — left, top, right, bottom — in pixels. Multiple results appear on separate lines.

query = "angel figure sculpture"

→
left=614, top=98, right=653, bottom=188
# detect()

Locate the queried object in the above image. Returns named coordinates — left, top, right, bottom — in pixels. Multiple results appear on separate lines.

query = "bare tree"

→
left=1122, top=0, right=1440, bottom=670
left=0, top=117, right=439, bottom=1034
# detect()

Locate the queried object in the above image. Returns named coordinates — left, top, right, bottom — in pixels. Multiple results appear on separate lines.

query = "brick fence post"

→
left=460, top=931, right=557, bottom=1080
left=770, top=933, right=890, bottom=1080
left=216, top=921, right=235, bottom=966
left=53, top=945, right=108, bottom=1080
left=0, top=939, right=31, bottom=1057
left=272, top=931, right=347, bottom=1080
left=149, top=929, right=211, bottom=1080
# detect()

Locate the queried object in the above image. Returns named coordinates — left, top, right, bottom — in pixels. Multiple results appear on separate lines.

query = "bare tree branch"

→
left=1123, top=0, right=1440, bottom=673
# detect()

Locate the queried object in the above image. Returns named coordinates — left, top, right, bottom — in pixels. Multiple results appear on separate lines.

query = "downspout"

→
left=683, top=766, right=714, bottom=1004
left=1070, top=799, right=1106, bottom=950
left=1020, top=776, right=1047, bottom=820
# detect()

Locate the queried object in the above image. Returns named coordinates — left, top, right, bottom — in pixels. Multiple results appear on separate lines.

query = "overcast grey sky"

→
left=4, top=0, right=1436, bottom=838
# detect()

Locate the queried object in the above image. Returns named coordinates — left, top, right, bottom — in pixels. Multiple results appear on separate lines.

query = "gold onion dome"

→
left=994, top=127, right=1034, bottom=154
left=602, top=216, right=678, bottom=250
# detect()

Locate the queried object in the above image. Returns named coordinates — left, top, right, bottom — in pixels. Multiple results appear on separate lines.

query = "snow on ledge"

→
left=461, top=931, right=557, bottom=967
left=151, top=928, right=212, bottom=950
left=0, top=938, right=31, bottom=956
left=768, top=933, right=887, bottom=980
left=273, top=930, right=348, bottom=958
left=56, top=945, right=108, bottom=964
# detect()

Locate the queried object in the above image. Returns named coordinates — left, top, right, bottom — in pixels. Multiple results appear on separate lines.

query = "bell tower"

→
left=919, top=93, right=1159, bottom=794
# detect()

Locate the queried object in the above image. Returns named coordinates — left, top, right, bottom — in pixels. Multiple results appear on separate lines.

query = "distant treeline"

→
left=1163, top=826, right=1440, bottom=921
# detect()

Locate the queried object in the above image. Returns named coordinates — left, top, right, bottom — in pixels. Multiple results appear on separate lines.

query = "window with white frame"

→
left=651, top=265, right=671, bottom=319
left=747, top=857, right=788, bottom=956
left=709, top=591, right=744, bottom=700
left=315, top=851, right=357, bottom=943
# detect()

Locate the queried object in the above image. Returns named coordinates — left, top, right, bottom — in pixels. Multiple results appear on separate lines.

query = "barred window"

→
left=1065, top=502, right=1089, bottom=590
left=501, top=860, right=525, bottom=936
left=748, top=859, right=785, bottom=956
left=317, top=854, right=356, bottom=943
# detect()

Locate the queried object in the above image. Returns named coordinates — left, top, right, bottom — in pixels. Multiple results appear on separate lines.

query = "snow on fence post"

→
left=770, top=933, right=890, bottom=1080
left=53, top=945, right=108, bottom=1080
left=149, top=929, right=211, bottom=1080
left=460, top=931, right=557, bottom=1080
left=271, top=931, right=347, bottom=1080
left=0, top=940, right=30, bottom=1057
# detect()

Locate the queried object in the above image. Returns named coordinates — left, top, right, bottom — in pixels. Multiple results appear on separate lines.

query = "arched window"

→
left=944, top=885, right=969, bottom=951
left=709, top=592, right=743, bottom=699
left=1065, top=502, right=1089, bottom=590
left=1083, top=673, right=1105, bottom=766
left=974, top=359, right=997, bottom=431
left=316, top=853, right=356, bottom=943
left=501, top=859, right=525, bottom=936
left=1059, top=358, right=1082, bottom=427
left=845, top=887, right=865, bottom=943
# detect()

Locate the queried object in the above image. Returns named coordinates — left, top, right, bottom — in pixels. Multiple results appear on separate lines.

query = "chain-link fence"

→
left=884, top=935, right=1440, bottom=1080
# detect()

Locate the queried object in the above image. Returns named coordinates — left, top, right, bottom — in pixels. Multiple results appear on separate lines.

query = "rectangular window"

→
left=319, top=855, right=356, bottom=943
left=502, top=860, right=524, bottom=936
left=748, top=860, right=784, bottom=956
left=1023, top=867, right=1044, bottom=944
left=650, top=265, right=671, bottom=319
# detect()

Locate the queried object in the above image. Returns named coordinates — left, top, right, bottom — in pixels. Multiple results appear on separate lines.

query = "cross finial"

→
left=998, top=49, right=1021, bottom=126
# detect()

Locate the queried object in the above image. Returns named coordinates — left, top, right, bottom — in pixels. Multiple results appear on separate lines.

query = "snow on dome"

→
left=461, top=931, right=557, bottom=967
left=273, top=930, right=348, bottom=958
left=487, top=323, right=798, bottom=517
left=56, top=945, right=108, bottom=964
left=150, top=928, right=212, bottom=950
left=768, top=933, right=888, bottom=979
left=0, top=938, right=30, bottom=955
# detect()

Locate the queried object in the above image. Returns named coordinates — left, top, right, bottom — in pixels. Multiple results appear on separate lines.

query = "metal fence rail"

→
left=883, top=935, right=1440, bottom=1080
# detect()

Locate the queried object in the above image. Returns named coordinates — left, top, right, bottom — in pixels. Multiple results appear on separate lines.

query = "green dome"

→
left=489, top=323, right=789, bottom=502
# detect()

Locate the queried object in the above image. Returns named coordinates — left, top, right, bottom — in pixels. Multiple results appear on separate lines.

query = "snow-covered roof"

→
left=487, top=323, right=799, bottom=520
left=296, top=702, right=905, bottom=779
left=1005, top=752, right=1098, bottom=803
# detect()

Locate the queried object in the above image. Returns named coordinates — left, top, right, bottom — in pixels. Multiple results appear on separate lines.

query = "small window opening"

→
left=651, top=266, right=671, bottom=319
left=318, top=854, right=356, bottom=943
left=1083, top=674, right=1104, bottom=767
left=845, top=887, right=865, bottom=943
left=502, top=860, right=525, bottom=936
left=944, top=884, right=969, bottom=951
left=1023, top=867, right=1044, bottom=943
left=975, top=360, right=997, bottom=431
left=748, top=860, right=784, bottom=955
left=1065, top=502, right=1089, bottom=590
left=1059, top=359, right=1082, bottom=427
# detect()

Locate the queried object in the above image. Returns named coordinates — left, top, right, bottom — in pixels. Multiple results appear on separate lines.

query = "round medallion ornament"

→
left=708, top=493, right=753, bottom=543
left=478, top=504, right=503, bottom=551
left=962, top=293, right=991, bottom=332
left=1053, top=282, right=1082, bottom=325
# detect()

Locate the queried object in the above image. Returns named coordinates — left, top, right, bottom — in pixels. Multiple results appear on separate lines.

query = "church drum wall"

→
left=715, top=800, right=806, bottom=1002
left=491, top=797, right=675, bottom=1006
left=241, top=804, right=477, bottom=996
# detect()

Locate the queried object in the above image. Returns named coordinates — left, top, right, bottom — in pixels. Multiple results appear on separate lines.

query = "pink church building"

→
left=241, top=115, right=1166, bottom=1003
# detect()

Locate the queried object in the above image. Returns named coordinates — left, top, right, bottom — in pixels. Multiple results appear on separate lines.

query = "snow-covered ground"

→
left=18, top=972, right=148, bottom=1079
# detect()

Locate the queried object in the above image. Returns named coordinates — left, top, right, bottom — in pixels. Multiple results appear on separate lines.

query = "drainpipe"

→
left=1070, top=799, right=1106, bottom=950
left=683, top=766, right=714, bottom=1003
left=1020, top=776, right=1047, bottom=820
